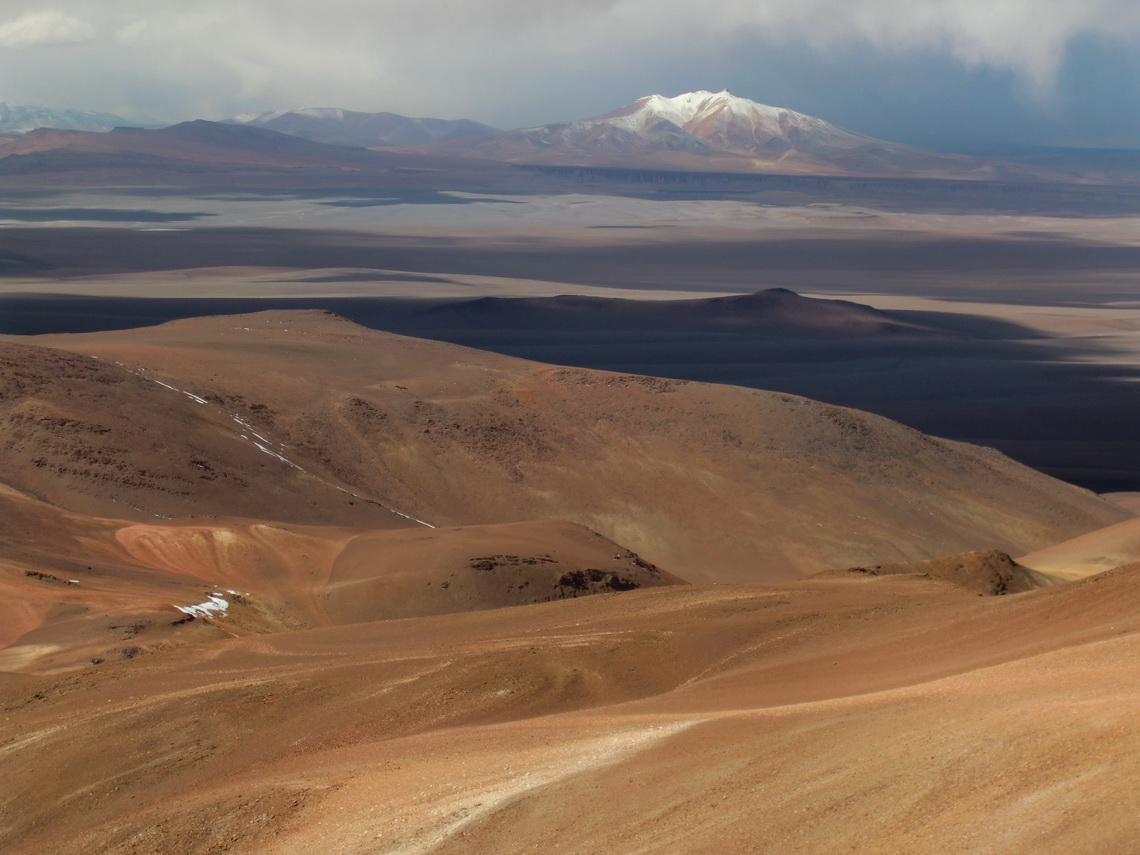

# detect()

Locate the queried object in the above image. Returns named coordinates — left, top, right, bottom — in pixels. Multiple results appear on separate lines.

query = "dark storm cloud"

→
left=0, top=1, right=1137, bottom=148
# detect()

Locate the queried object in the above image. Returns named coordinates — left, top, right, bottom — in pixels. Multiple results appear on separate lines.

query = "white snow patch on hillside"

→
left=175, top=593, right=229, bottom=618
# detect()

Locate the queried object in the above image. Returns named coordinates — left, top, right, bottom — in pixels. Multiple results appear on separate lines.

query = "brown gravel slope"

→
left=0, top=338, right=407, bottom=526
left=26, top=309, right=1127, bottom=582
left=1019, top=515, right=1140, bottom=581
left=818, top=547, right=1050, bottom=594
left=1, top=567, right=1136, bottom=855
left=0, top=487, right=679, bottom=674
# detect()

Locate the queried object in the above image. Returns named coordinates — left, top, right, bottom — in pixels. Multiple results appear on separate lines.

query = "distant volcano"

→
left=428, top=89, right=1039, bottom=179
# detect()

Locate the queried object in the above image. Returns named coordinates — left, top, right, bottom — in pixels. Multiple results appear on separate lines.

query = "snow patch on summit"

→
left=608, top=91, right=798, bottom=131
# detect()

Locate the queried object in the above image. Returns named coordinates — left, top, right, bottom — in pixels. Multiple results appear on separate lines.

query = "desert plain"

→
left=1, top=125, right=1140, bottom=854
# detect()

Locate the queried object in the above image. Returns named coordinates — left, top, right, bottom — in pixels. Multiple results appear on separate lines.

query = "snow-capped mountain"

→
left=0, top=103, right=133, bottom=133
left=433, top=90, right=1010, bottom=178
left=596, top=90, right=863, bottom=156
left=226, top=107, right=498, bottom=148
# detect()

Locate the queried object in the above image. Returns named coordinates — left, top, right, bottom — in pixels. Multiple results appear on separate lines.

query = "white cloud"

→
left=0, top=9, right=96, bottom=49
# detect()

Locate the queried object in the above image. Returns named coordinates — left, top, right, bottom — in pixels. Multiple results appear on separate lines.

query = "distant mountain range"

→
left=210, top=90, right=1050, bottom=179
left=226, top=107, right=498, bottom=148
left=0, top=103, right=133, bottom=133
left=0, top=102, right=498, bottom=148
left=0, top=119, right=525, bottom=192
left=1, top=91, right=1128, bottom=182
left=0, top=121, right=389, bottom=168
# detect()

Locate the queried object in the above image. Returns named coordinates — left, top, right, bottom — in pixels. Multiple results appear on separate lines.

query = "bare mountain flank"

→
left=0, top=339, right=399, bottom=526
left=21, top=309, right=1125, bottom=583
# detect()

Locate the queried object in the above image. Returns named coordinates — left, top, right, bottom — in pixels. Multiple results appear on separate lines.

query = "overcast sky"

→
left=1, top=1, right=1138, bottom=150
